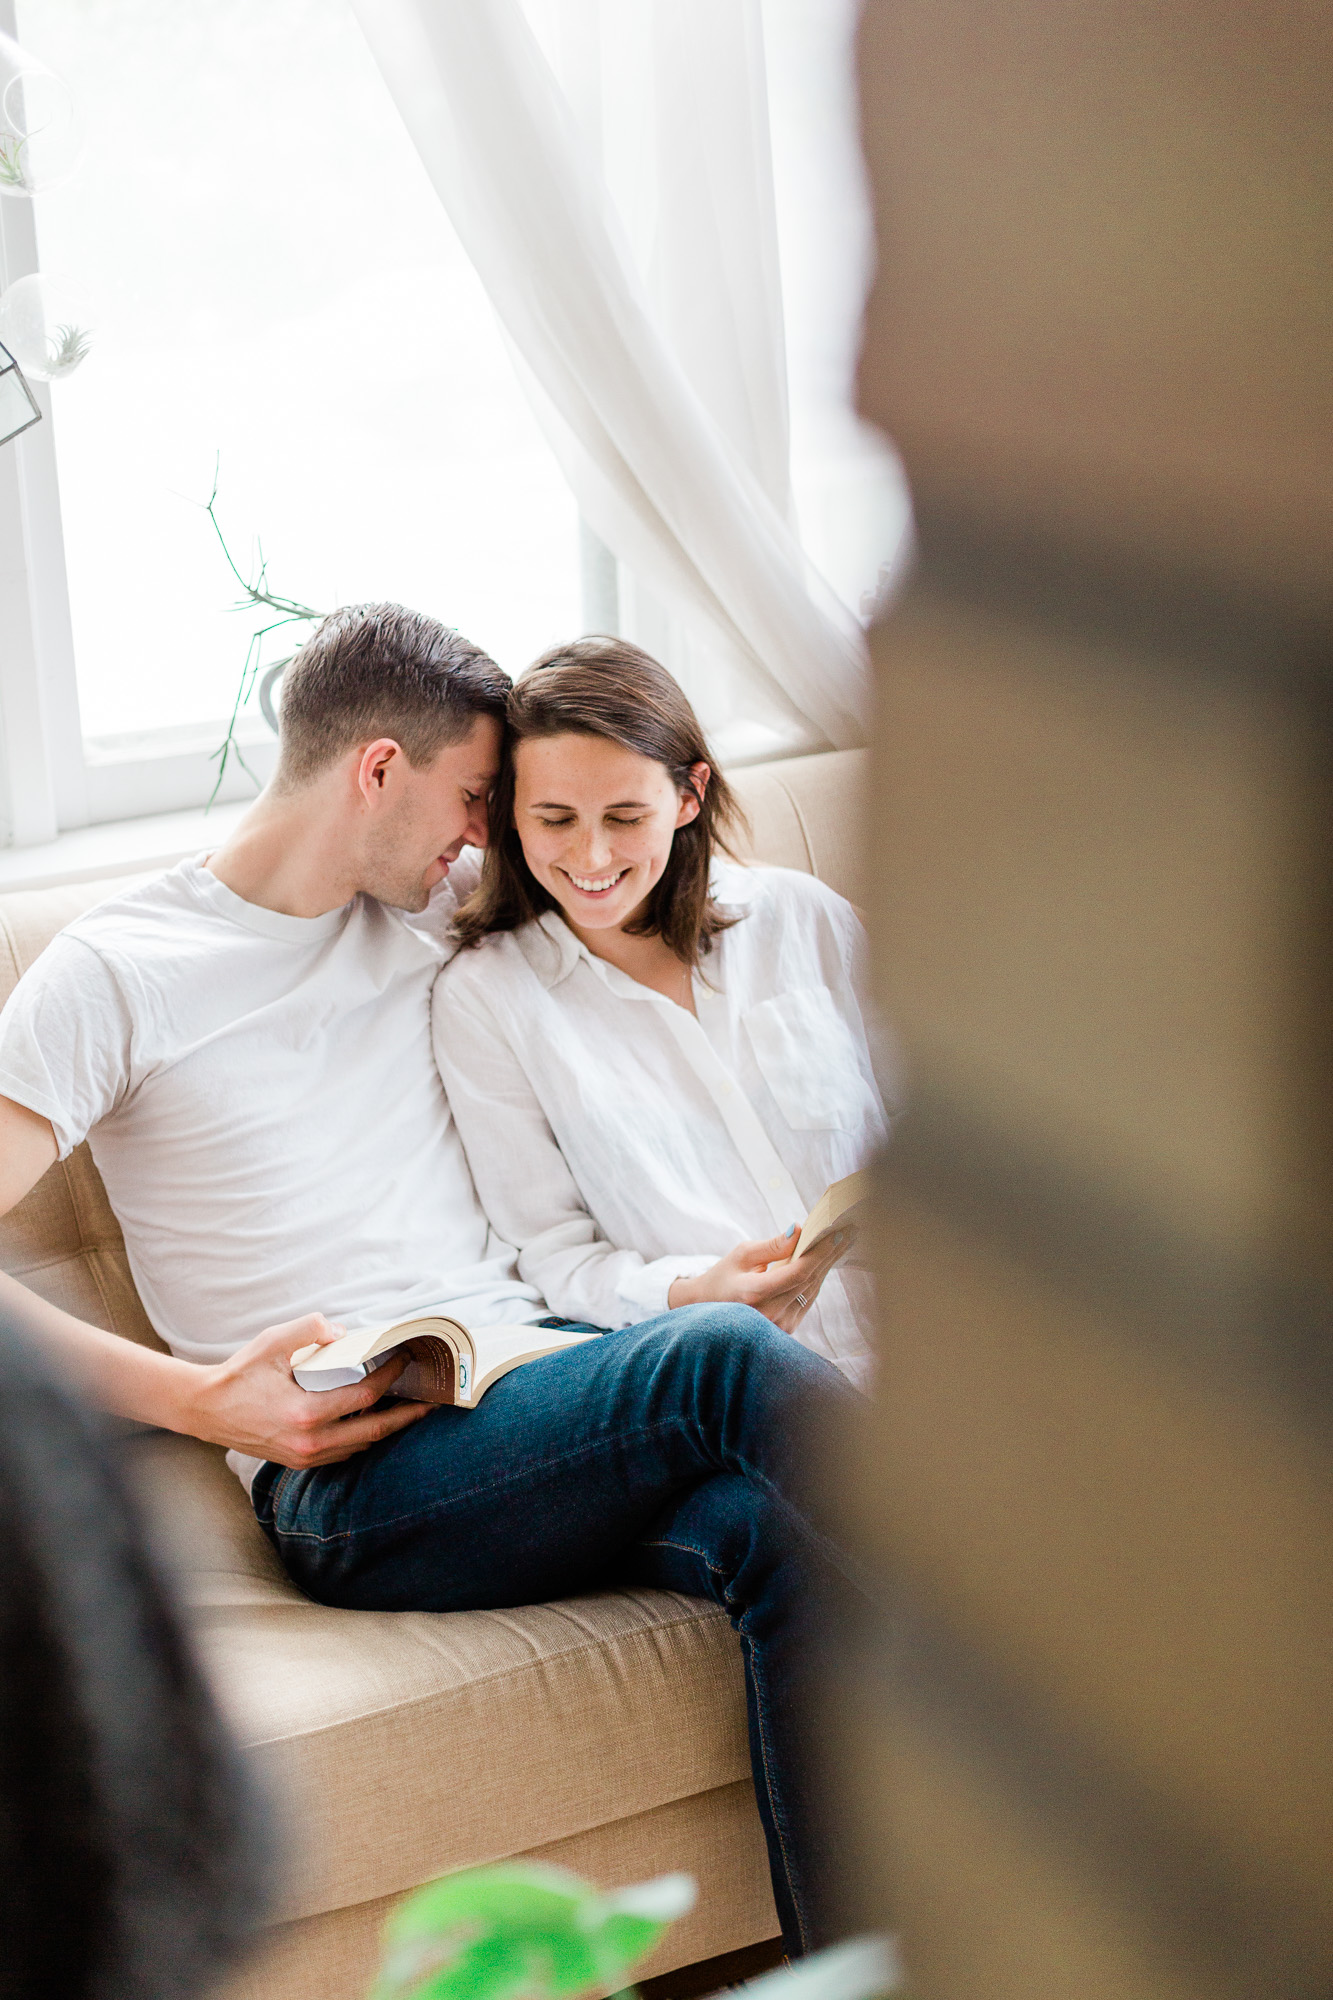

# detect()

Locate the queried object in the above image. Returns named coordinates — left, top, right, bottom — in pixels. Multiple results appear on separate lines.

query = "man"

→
left=0, top=603, right=857, bottom=1955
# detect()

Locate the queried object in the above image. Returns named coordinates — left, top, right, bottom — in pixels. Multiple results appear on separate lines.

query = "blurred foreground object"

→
left=730, top=1936, right=902, bottom=2000
left=371, top=1864, right=696, bottom=2000
left=0, top=1314, right=268, bottom=2000
left=847, top=3, right=1333, bottom=1997
left=372, top=1866, right=898, bottom=2000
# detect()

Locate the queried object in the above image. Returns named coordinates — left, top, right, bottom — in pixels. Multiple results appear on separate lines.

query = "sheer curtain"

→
left=350, top=0, right=870, bottom=760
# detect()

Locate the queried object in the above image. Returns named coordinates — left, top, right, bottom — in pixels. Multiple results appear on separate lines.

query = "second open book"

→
left=793, top=1168, right=871, bottom=1260
left=292, top=1169, right=873, bottom=1410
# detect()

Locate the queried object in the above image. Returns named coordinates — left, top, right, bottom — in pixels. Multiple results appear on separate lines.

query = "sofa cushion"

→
left=730, top=749, right=866, bottom=905
left=126, top=1431, right=750, bottom=1924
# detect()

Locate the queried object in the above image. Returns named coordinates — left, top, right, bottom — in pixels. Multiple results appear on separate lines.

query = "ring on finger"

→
left=793, top=1292, right=809, bottom=1310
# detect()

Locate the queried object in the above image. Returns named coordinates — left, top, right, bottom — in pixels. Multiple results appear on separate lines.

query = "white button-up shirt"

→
left=433, top=862, right=891, bottom=1383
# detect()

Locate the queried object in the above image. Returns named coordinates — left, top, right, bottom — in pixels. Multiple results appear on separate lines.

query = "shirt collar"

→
left=518, top=859, right=753, bottom=993
left=518, top=909, right=669, bottom=1003
left=183, top=855, right=352, bottom=943
left=528, top=910, right=641, bottom=996
left=522, top=909, right=583, bottom=989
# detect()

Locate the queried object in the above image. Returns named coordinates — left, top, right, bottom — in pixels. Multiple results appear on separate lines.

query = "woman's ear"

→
left=676, top=761, right=710, bottom=828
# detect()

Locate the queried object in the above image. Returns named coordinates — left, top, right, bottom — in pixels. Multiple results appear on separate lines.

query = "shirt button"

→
left=719, top=1082, right=733, bottom=1096
left=768, top=1175, right=783, bottom=1190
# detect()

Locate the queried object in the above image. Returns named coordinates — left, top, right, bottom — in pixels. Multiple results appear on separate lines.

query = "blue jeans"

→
left=251, top=1304, right=863, bottom=1953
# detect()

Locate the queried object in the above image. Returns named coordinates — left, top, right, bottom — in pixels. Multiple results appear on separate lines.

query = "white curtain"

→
left=350, top=0, right=869, bottom=760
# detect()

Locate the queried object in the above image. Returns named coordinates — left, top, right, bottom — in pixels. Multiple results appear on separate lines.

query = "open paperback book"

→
left=292, top=1172, right=871, bottom=1407
left=794, top=1168, right=872, bottom=1261
left=290, top=1318, right=594, bottom=1409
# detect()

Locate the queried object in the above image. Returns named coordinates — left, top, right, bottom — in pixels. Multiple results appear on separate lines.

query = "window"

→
left=0, top=0, right=904, bottom=848
left=762, top=0, right=910, bottom=618
left=3, top=0, right=578, bottom=834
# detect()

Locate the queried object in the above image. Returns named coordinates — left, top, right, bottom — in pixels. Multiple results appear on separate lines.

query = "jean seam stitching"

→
left=639, top=1533, right=807, bottom=1949
left=744, top=1627, right=808, bottom=1952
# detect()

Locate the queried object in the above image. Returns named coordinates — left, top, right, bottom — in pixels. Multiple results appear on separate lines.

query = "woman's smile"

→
left=560, top=866, right=631, bottom=898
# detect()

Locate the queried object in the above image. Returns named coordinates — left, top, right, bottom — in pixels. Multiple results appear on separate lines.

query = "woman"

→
left=435, top=638, right=890, bottom=1384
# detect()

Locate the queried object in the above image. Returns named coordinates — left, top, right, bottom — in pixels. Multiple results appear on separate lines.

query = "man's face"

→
left=361, top=714, right=502, bottom=911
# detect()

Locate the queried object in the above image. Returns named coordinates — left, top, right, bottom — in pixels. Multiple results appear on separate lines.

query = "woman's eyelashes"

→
left=533, top=813, right=645, bottom=829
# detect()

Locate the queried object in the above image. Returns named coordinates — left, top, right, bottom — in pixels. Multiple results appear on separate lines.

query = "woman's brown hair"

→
left=454, top=637, right=748, bottom=966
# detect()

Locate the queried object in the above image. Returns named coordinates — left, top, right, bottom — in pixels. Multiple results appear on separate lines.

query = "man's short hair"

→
left=275, top=603, right=511, bottom=788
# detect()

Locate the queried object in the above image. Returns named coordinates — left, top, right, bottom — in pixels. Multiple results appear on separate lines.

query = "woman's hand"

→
left=667, top=1226, right=847, bottom=1333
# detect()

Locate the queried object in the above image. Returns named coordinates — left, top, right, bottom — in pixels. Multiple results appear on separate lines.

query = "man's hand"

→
left=667, top=1226, right=848, bottom=1332
left=0, top=1103, right=430, bottom=1468
left=178, top=1314, right=433, bottom=1470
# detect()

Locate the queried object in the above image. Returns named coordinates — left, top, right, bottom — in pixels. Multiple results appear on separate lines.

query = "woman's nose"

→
left=570, top=828, right=613, bottom=869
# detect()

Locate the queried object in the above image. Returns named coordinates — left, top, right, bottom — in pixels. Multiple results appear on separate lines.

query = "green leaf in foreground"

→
left=372, top=1863, right=696, bottom=2000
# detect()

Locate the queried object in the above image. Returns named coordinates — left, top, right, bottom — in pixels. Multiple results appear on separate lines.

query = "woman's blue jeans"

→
left=250, top=1304, right=863, bottom=1955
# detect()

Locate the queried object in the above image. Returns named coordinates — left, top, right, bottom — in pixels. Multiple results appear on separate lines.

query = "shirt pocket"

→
left=743, top=987, right=871, bottom=1132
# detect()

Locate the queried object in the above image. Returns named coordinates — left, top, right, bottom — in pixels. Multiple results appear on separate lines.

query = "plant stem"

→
left=203, top=458, right=324, bottom=807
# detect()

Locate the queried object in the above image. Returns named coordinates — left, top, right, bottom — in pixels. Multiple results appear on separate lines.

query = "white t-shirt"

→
left=0, top=855, right=544, bottom=1481
left=434, top=861, right=892, bottom=1386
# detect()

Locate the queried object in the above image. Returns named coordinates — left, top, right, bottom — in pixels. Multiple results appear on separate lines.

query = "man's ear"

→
left=676, top=761, right=710, bottom=829
left=355, top=738, right=405, bottom=805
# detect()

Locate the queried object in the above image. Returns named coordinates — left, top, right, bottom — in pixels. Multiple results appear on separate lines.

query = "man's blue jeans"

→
left=250, top=1304, right=863, bottom=1954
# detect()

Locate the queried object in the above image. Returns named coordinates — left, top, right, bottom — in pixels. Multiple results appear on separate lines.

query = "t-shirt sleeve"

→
left=0, top=935, right=136, bottom=1159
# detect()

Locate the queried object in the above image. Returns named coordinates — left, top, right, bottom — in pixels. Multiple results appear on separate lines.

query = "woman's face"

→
left=512, top=732, right=707, bottom=935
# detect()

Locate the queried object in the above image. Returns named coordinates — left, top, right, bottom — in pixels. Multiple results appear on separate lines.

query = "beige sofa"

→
left=0, top=750, right=864, bottom=2000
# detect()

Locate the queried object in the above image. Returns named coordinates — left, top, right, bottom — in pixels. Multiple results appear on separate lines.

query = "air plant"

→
left=202, top=459, right=324, bottom=806
left=43, top=319, right=91, bottom=375
left=0, top=132, right=30, bottom=190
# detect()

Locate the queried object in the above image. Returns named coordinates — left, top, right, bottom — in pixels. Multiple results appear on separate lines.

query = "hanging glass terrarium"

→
left=0, top=336, right=40, bottom=445
left=0, top=272, right=94, bottom=380
left=0, top=28, right=82, bottom=196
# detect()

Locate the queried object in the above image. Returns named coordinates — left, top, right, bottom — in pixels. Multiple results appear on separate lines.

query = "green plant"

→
left=0, top=132, right=31, bottom=190
left=201, top=460, right=324, bottom=805
left=371, top=1863, right=697, bottom=2000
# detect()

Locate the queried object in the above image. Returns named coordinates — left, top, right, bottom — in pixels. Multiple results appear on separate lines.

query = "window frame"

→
left=0, top=0, right=279, bottom=849
left=0, top=343, right=280, bottom=849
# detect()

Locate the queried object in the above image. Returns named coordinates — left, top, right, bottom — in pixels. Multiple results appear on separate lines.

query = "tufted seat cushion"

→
left=128, top=1431, right=750, bottom=1924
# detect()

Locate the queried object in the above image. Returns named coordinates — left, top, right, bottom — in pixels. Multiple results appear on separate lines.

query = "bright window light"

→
left=16, top=0, right=580, bottom=747
left=762, top=0, right=912, bottom=619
